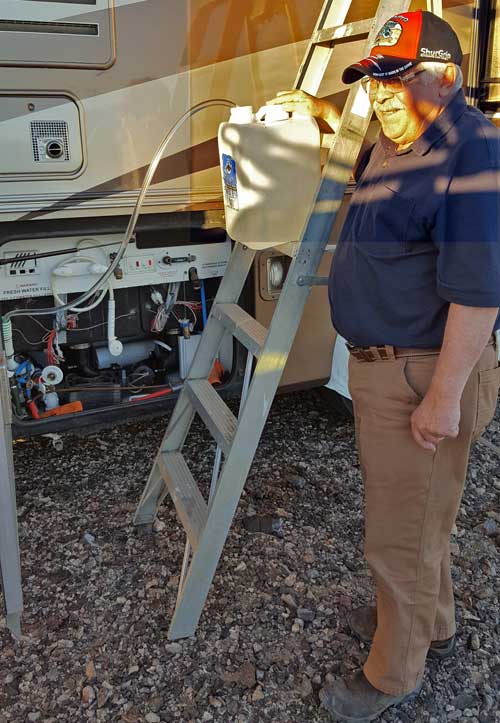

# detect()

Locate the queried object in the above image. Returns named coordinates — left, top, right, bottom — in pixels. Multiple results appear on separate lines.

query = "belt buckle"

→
left=346, top=342, right=372, bottom=362
left=346, top=342, right=395, bottom=362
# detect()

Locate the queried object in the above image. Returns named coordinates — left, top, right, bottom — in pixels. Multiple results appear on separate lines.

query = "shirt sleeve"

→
left=432, top=124, right=500, bottom=308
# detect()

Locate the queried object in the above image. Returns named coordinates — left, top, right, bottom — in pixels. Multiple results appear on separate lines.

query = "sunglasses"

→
left=360, top=69, right=426, bottom=96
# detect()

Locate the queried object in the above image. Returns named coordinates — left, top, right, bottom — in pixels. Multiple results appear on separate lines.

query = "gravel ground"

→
left=1, top=390, right=499, bottom=723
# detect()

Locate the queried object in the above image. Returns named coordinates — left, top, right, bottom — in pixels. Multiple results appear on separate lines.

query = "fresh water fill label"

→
left=222, top=154, right=239, bottom=210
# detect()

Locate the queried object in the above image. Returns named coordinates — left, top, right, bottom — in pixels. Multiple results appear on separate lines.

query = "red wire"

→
left=46, top=330, right=57, bottom=366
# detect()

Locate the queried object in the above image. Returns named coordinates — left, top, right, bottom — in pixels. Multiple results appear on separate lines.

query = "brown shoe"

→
left=348, top=605, right=456, bottom=660
left=319, top=670, right=422, bottom=722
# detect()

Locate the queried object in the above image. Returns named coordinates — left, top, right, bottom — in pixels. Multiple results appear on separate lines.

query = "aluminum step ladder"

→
left=134, top=0, right=414, bottom=641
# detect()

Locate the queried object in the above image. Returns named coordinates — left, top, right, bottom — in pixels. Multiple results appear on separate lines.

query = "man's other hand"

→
left=267, top=90, right=340, bottom=133
left=411, top=391, right=461, bottom=451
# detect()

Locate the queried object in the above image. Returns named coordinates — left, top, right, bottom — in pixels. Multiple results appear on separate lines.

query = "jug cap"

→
left=257, top=104, right=289, bottom=124
left=230, top=106, right=254, bottom=124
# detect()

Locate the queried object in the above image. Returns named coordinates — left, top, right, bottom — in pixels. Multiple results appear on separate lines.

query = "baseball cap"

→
left=342, top=10, right=463, bottom=84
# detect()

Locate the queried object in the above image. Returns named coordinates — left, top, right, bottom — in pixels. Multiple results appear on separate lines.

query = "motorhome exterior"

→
left=0, top=0, right=497, bottom=436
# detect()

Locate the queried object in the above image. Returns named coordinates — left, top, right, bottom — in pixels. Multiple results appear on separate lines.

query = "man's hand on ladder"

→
left=267, top=89, right=341, bottom=134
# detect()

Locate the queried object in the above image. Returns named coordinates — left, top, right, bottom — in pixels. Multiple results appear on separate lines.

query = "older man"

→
left=270, top=10, right=500, bottom=721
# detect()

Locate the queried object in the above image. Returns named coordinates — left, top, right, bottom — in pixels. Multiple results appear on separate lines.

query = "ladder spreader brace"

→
left=134, top=0, right=413, bottom=641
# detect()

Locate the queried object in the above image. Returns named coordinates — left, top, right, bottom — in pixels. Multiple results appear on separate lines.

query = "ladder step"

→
left=185, top=379, right=238, bottom=456
left=312, top=17, right=373, bottom=45
left=213, top=303, right=267, bottom=358
left=157, top=451, right=208, bottom=551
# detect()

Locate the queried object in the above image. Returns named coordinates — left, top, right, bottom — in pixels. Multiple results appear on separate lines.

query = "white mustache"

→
left=374, top=105, right=403, bottom=113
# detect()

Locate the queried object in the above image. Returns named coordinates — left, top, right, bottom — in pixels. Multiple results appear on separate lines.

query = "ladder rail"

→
left=293, top=0, right=353, bottom=94
left=0, top=352, right=23, bottom=637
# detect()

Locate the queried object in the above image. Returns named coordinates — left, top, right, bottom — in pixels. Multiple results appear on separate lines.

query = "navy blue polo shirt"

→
left=328, top=91, right=500, bottom=348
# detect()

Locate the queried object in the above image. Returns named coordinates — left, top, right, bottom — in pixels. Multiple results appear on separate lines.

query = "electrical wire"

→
left=173, top=302, right=198, bottom=326
left=55, top=384, right=174, bottom=393
left=68, top=312, right=137, bottom=332
left=12, top=312, right=137, bottom=346
left=12, top=328, right=51, bottom=346
left=26, top=316, right=53, bottom=333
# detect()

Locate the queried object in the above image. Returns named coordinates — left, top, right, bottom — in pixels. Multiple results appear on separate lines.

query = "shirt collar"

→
left=380, top=90, right=468, bottom=157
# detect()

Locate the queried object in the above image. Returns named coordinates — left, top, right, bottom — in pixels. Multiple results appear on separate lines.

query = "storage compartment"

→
left=0, top=0, right=115, bottom=68
left=1, top=228, right=235, bottom=434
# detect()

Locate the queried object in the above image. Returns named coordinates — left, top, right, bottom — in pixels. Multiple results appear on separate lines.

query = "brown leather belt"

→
left=347, top=336, right=495, bottom=363
left=346, top=343, right=440, bottom=362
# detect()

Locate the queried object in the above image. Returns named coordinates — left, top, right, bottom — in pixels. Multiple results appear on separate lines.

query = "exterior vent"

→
left=29, top=1, right=97, bottom=4
left=0, top=19, right=98, bottom=36
left=31, top=121, right=70, bottom=163
left=0, top=0, right=114, bottom=69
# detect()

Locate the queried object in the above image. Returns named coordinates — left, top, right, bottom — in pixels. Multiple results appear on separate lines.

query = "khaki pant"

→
left=348, top=340, right=500, bottom=696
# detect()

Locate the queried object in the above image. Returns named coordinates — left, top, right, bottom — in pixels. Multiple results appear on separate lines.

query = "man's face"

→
left=368, top=70, right=444, bottom=147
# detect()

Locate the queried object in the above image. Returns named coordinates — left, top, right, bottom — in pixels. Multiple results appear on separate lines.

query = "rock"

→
left=235, top=561, right=247, bottom=572
left=97, top=687, right=112, bottom=708
left=303, top=550, right=315, bottom=564
left=450, top=543, right=460, bottom=556
left=27, top=714, right=41, bottom=722
left=165, top=642, right=182, bottom=654
left=223, top=662, right=256, bottom=689
left=85, top=660, right=97, bottom=682
left=306, top=568, right=320, bottom=580
left=281, top=593, right=297, bottom=610
left=81, top=686, right=96, bottom=706
left=476, top=586, right=493, bottom=600
left=242, top=515, right=284, bottom=537
left=148, top=696, right=163, bottom=713
left=153, top=518, right=166, bottom=532
left=469, top=633, right=480, bottom=651
left=339, top=594, right=352, bottom=608
left=240, top=661, right=257, bottom=688
left=128, top=665, right=139, bottom=674
left=284, top=573, right=296, bottom=587
left=297, top=607, right=315, bottom=623
left=292, top=619, right=304, bottom=633
left=83, top=532, right=96, bottom=546
left=454, top=694, right=477, bottom=710
left=483, top=519, right=498, bottom=537
left=145, top=714, right=161, bottom=723
left=252, top=685, right=265, bottom=702
left=299, top=675, right=313, bottom=699
left=286, top=474, right=306, bottom=490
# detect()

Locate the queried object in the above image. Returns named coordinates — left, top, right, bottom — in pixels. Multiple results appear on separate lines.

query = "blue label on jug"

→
left=222, top=154, right=239, bottom=211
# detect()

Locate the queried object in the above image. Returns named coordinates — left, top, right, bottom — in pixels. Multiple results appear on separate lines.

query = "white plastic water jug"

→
left=218, top=105, right=321, bottom=250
